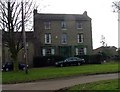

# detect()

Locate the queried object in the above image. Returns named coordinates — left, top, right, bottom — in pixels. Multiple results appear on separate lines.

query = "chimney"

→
left=34, top=9, right=37, bottom=14
left=83, top=11, right=87, bottom=16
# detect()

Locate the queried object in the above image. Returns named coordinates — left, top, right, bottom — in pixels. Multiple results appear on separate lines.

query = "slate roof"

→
left=2, top=31, right=34, bottom=41
left=34, top=13, right=91, bottom=21
left=93, top=46, right=118, bottom=55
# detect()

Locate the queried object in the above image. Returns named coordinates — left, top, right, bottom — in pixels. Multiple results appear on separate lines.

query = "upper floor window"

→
left=44, top=21, right=51, bottom=29
left=77, top=33, right=84, bottom=43
left=45, top=33, right=51, bottom=44
left=76, top=22, right=82, bottom=29
left=61, top=33, right=67, bottom=44
left=61, top=21, right=67, bottom=29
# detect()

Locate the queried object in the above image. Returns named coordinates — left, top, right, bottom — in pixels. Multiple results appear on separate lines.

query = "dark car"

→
left=2, top=62, right=28, bottom=72
left=55, top=57, right=85, bottom=67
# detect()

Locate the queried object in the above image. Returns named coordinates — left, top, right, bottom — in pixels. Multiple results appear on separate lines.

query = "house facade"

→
left=2, top=10, right=93, bottom=67
left=34, top=9, right=93, bottom=57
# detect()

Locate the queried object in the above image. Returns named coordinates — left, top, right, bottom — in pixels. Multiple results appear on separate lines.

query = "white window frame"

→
left=61, top=33, right=67, bottom=44
left=46, top=48, right=52, bottom=55
left=77, top=34, right=84, bottom=43
left=42, top=49, right=46, bottom=56
left=42, top=48, right=55, bottom=56
left=45, top=33, right=51, bottom=44
left=61, top=21, right=67, bottom=30
left=51, top=49, right=55, bottom=55
left=44, top=21, right=51, bottom=29
left=76, top=22, right=82, bottom=29
left=84, top=48, right=87, bottom=55
left=79, top=48, right=84, bottom=55
left=75, top=47, right=87, bottom=55
left=75, top=48, right=79, bottom=55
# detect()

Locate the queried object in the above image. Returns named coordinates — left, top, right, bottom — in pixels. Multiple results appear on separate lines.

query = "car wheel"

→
left=1, top=69, right=3, bottom=72
left=23, top=67, right=26, bottom=70
left=6, top=68, right=9, bottom=71
left=77, top=62, right=81, bottom=66
left=60, top=64, right=63, bottom=67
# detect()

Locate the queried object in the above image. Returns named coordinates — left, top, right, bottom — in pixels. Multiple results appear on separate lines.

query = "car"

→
left=2, top=62, right=13, bottom=71
left=55, top=57, right=85, bottom=67
left=2, top=62, right=28, bottom=72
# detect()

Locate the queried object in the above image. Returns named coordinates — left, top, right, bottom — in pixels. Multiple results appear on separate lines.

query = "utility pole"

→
left=118, top=1, right=120, bottom=48
left=113, top=1, right=120, bottom=48
left=21, top=1, right=28, bottom=74
left=2, top=2, right=5, bottom=64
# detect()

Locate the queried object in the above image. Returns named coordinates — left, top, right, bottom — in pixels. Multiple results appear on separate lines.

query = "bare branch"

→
left=0, top=0, right=35, bottom=59
left=112, top=1, right=120, bottom=12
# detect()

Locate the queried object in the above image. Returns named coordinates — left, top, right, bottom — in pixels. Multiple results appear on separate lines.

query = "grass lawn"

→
left=65, top=79, right=120, bottom=91
left=2, top=62, right=119, bottom=84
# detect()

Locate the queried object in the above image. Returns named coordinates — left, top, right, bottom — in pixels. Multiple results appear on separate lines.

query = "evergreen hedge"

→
left=33, top=54, right=106, bottom=67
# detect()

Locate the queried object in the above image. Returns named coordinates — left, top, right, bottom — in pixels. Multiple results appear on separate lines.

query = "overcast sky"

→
left=35, top=0, right=118, bottom=49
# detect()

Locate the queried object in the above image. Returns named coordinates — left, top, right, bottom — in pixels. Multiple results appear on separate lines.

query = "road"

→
left=2, top=73, right=118, bottom=91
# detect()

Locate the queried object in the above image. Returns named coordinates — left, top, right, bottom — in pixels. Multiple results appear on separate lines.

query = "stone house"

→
left=34, top=9, right=93, bottom=57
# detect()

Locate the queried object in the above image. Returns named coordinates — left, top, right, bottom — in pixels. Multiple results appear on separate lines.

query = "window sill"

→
left=44, top=28, right=51, bottom=30
left=45, top=43, right=52, bottom=45
left=61, top=43, right=67, bottom=44
left=77, top=28, right=83, bottom=30
left=61, top=29, right=67, bottom=30
left=77, top=42, right=83, bottom=44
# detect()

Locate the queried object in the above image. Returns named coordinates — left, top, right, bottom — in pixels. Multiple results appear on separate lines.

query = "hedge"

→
left=33, top=54, right=106, bottom=67
left=33, top=55, right=65, bottom=67
left=75, top=54, right=104, bottom=64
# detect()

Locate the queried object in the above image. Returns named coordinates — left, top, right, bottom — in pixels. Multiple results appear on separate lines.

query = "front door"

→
left=59, top=46, right=71, bottom=57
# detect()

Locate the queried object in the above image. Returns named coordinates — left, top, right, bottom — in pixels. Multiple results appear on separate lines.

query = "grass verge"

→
left=64, top=79, right=120, bottom=91
left=2, top=62, right=119, bottom=84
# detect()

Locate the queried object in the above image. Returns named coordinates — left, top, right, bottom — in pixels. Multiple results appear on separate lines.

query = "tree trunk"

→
left=12, top=54, right=19, bottom=71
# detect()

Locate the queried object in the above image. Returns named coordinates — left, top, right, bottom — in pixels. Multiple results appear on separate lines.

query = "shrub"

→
left=33, top=54, right=106, bottom=67
left=75, top=54, right=104, bottom=64
left=33, top=55, right=65, bottom=67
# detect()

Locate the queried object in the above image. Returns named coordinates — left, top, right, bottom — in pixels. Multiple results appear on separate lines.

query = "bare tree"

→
left=0, top=0, right=35, bottom=71
left=100, top=35, right=107, bottom=47
left=112, top=1, right=120, bottom=12
left=112, top=1, right=120, bottom=56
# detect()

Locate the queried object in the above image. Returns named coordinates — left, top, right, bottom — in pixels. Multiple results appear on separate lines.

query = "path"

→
left=2, top=73, right=118, bottom=91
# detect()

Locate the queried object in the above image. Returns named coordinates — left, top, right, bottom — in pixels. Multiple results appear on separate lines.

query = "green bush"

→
left=75, top=55, right=104, bottom=64
left=33, top=55, right=65, bottom=67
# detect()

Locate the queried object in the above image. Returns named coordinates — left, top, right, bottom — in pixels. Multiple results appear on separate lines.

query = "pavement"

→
left=2, top=73, right=119, bottom=91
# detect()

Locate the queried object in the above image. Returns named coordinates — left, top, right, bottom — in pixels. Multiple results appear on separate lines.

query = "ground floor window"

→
left=42, top=48, right=55, bottom=56
left=42, top=46, right=87, bottom=56
left=75, top=47, right=87, bottom=55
